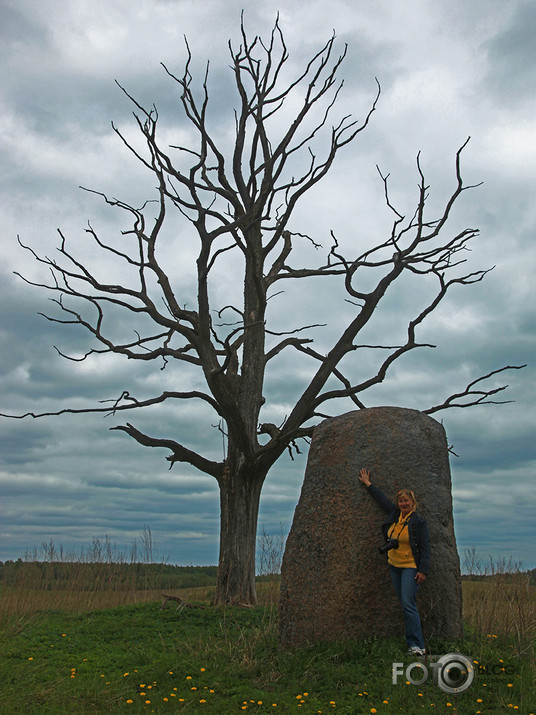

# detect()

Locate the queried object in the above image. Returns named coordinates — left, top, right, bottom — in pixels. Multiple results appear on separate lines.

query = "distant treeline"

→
left=0, top=560, right=218, bottom=591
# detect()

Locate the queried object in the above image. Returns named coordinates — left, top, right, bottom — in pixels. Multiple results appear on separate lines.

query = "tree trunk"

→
left=213, top=458, right=267, bottom=605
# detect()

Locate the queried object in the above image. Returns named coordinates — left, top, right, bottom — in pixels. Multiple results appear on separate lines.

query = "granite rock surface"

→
left=279, top=407, right=463, bottom=649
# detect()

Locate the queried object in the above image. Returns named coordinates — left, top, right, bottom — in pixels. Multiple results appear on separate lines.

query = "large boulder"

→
left=279, top=407, right=463, bottom=649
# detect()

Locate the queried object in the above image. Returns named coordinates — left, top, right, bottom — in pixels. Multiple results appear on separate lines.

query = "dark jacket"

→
left=367, top=484, right=431, bottom=574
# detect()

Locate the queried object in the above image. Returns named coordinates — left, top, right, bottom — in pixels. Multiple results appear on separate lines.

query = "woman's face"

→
left=397, top=494, right=414, bottom=515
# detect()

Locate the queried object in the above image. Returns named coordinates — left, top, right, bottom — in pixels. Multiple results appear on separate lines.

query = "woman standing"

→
left=359, top=467, right=430, bottom=656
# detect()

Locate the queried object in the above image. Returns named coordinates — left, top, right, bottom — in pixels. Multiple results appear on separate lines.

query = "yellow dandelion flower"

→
left=303, top=693, right=308, bottom=697
left=200, top=699, right=206, bottom=703
left=507, top=684, right=513, bottom=687
left=123, top=672, right=129, bottom=677
left=126, top=699, right=133, bottom=704
left=170, top=693, right=176, bottom=697
left=140, top=692, right=146, bottom=696
left=371, top=709, right=377, bottom=714
left=163, top=698, right=168, bottom=702
left=145, top=700, right=151, bottom=705
left=186, top=675, right=192, bottom=680
left=61, top=633, right=66, bottom=637
left=200, top=667, right=206, bottom=672
left=168, top=671, right=173, bottom=674
left=28, top=657, right=33, bottom=661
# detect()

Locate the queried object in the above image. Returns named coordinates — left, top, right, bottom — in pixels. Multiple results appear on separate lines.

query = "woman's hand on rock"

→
left=359, top=468, right=371, bottom=486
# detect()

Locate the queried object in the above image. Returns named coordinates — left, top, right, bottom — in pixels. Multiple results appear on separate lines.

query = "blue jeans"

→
left=389, top=566, right=425, bottom=650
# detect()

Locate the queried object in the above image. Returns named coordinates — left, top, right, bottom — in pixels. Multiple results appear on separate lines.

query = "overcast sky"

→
left=1, top=0, right=534, bottom=571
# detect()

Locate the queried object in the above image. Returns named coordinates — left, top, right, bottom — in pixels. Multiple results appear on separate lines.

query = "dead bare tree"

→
left=2, top=18, right=524, bottom=604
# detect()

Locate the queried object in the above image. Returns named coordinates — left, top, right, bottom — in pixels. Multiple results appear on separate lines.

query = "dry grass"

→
left=0, top=586, right=169, bottom=617
left=0, top=528, right=215, bottom=619
left=461, top=549, right=536, bottom=664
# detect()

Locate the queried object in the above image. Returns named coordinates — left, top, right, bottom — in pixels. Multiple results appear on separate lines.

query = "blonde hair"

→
left=396, top=489, right=417, bottom=510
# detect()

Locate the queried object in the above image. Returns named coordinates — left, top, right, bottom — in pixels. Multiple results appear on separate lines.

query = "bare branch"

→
left=1, top=389, right=222, bottom=420
left=110, top=422, right=224, bottom=478
left=424, top=365, right=527, bottom=414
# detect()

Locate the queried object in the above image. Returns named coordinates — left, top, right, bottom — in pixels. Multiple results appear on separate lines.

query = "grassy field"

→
left=1, top=570, right=535, bottom=714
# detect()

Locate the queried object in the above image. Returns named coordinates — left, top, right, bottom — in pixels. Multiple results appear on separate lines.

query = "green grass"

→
left=1, top=593, right=534, bottom=714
